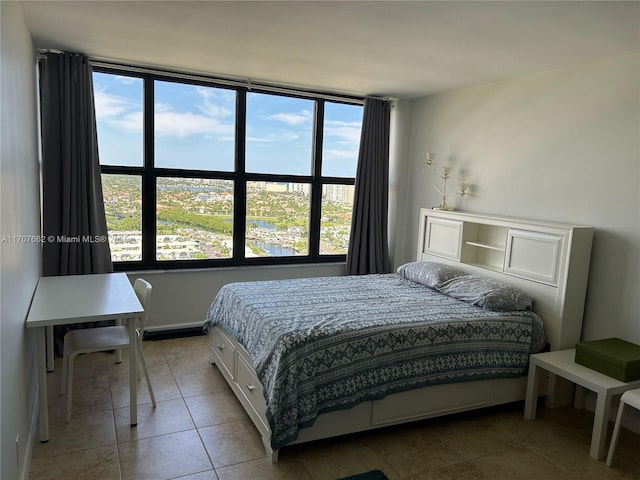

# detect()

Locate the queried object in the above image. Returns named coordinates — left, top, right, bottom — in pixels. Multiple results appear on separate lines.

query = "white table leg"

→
left=37, top=327, right=49, bottom=442
left=591, top=393, right=612, bottom=459
left=46, top=325, right=54, bottom=372
left=524, top=360, right=540, bottom=420
left=115, top=318, right=122, bottom=363
left=129, top=316, right=138, bottom=426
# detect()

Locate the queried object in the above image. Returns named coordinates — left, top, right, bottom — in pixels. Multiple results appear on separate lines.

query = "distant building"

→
left=288, top=182, right=311, bottom=195
left=265, top=183, right=288, bottom=193
left=323, top=184, right=354, bottom=204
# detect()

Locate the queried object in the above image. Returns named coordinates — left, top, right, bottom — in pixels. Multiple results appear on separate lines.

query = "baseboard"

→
left=18, top=394, right=39, bottom=480
left=143, top=326, right=205, bottom=341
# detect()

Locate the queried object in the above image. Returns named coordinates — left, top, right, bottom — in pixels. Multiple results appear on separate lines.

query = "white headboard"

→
left=415, top=209, right=593, bottom=351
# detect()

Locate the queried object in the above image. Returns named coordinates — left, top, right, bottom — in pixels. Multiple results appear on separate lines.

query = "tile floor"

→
left=29, top=334, right=640, bottom=480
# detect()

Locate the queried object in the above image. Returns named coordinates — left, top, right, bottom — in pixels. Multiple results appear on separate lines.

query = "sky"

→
left=93, top=72, right=363, bottom=177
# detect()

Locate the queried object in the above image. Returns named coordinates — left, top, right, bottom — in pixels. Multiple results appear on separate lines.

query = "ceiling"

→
left=20, top=1, right=640, bottom=98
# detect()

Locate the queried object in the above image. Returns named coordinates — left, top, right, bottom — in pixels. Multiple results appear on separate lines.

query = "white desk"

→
left=26, top=272, right=143, bottom=442
left=524, top=349, right=640, bottom=460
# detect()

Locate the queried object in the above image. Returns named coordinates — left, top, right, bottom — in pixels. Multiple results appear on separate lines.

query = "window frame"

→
left=94, top=65, right=362, bottom=271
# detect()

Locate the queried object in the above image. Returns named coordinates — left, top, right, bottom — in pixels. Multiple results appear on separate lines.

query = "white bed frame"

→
left=208, top=209, right=593, bottom=461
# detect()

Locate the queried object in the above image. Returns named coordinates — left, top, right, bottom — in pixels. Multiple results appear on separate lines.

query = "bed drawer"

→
left=371, top=381, right=490, bottom=426
left=236, top=354, right=268, bottom=418
left=210, top=327, right=236, bottom=379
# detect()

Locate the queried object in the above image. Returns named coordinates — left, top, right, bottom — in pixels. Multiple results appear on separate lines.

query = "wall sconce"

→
left=423, top=152, right=471, bottom=211
left=458, top=182, right=471, bottom=199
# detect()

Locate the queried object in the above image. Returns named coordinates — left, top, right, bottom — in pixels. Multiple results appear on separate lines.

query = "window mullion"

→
left=233, top=88, right=247, bottom=261
left=308, top=100, right=324, bottom=259
left=142, top=77, right=156, bottom=266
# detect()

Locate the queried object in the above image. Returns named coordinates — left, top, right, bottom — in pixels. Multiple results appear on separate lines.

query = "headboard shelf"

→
left=464, top=240, right=505, bottom=252
left=465, top=261, right=503, bottom=273
left=416, top=209, right=594, bottom=351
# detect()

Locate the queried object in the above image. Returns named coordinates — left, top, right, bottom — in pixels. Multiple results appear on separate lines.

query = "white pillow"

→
left=437, top=275, right=534, bottom=311
left=396, top=262, right=468, bottom=289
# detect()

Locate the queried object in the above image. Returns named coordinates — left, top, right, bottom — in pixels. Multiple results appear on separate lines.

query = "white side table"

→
left=524, top=349, right=640, bottom=460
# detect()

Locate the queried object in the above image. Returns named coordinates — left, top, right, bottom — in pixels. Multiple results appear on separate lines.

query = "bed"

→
left=203, top=210, right=593, bottom=461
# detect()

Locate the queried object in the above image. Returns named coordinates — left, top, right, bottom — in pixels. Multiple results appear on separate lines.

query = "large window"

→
left=94, top=67, right=363, bottom=269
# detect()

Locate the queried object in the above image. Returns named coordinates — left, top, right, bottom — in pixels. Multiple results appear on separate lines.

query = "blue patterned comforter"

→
left=204, top=274, right=546, bottom=450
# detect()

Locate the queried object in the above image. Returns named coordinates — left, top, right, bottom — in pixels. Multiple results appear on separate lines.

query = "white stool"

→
left=606, top=388, right=640, bottom=467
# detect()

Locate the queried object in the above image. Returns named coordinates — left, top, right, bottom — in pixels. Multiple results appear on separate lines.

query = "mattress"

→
left=204, top=273, right=546, bottom=449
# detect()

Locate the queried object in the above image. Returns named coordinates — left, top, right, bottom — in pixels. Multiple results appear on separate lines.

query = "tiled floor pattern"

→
left=29, top=334, right=640, bottom=480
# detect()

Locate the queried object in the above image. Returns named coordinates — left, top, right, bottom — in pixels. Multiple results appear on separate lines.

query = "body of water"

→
left=252, top=242, right=298, bottom=257
left=223, top=218, right=278, bottom=230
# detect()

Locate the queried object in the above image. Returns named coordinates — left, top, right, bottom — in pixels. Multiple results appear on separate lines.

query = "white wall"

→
left=395, top=54, right=640, bottom=345
left=0, top=2, right=42, bottom=479
left=388, top=100, right=414, bottom=268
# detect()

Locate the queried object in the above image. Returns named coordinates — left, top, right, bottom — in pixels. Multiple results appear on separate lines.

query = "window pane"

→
left=102, top=174, right=142, bottom=262
left=246, top=93, right=313, bottom=175
left=322, top=102, right=363, bottom=177
left=320, top=184, right=354, bottom=255
left=246, top=181, right=310, bottom=257
left=156, top=177, right=234, bottom=260
left=94, top=72, right=143, bottom=167
left=155, top=81, right=235, bottom=171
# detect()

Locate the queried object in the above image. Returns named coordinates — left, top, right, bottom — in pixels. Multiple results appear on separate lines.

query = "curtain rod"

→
left=88, top=58, right=385, bottom=105
left=36, top=48, right=65, bottom=61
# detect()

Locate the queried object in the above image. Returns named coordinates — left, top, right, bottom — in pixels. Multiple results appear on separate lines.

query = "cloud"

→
left=324, top=120, right=362, bottom=144
left=155, top=111, right=234, bottom=138
left=195, top=87, right=234, bottom=119
left=155, top=102, right=173, bottom=113
left=324, top=148, right=358, bottom=160
left=94, top=89, right=139, bottom=120
left=95, top=88, right=235, bottom=139
left=114, top=75, right=137, bottom=85
left=267, top=109, right=312, bottom=126
left=247, top=131, right=299, bottom=143
left=246, top=136, right=272, bottom=143
left=247, top=108, right=311, bottom=143
left=114, top=111, right=143, bottom=131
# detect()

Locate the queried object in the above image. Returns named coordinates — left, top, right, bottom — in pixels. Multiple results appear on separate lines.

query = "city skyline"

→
left=102, top=175, right=354, bottom=262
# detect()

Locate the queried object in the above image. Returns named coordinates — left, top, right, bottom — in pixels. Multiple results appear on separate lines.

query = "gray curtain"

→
left=39, top=52, right=113, bottom=353
left=39, top=52, right=112, bottom=276
left=346, top=98, right=392, bottom=275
